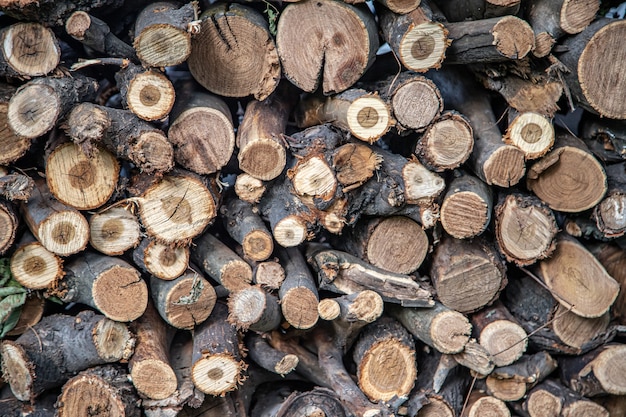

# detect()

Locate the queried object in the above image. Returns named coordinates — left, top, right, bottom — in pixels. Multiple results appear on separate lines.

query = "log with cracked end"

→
left=115, top=63, right=175, bottom=122
left=0, top=22, right=60, bottom=78
left=0, top=310, right=135, bottom=402
left=10, top=232, right=63, bottom=290
left=188, top=3, right=281, bottom=100
left=415, top=111, right=474, bottom=172
left=150, top=269, right=217, bottom=330
left=253, top=260, right=285, bottom=290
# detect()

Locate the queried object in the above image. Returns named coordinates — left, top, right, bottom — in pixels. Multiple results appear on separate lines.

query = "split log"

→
left=190, top=232, right=252, bottom=292
left=440, top=172, right=492, bottom=239
left=452, top=339, right=495, bottom=376
left=379, top=4, right=449, bottom=73
left=556, top=18, right=626, bottom=119
left=504, top=111, right=555, bottom=160
left=426, top=66, right=526, bottom=187
left=235, top=173, right=266, bottom=204
left=133, top=1, right=196, bottom=68
left=430, top=235, right=506, bottom=313
left=276, top=0, right=378, bottom=94
left=8, top=73, right=98, bottom=140
left=339, top=215, right=428, bottom=274
left=45, top=141, right=119, bottom=210
left=0, top=22, right=60, bottom=78
left=0, top=310, right=134, bottom=402
left=227, top=285, right=282, bottom=332
left=56, top=364, right=141, bottom=417
left=150, top=270, right=216, bottom=330
left=433, top=0, right=520, bottom=21
left=295, top=89, right=393, bottom=143
left=89, top=207, right=141, bottom=256
left=307, top=244, right=434, bottom=307
left=388, top=301, right=471, bottom=354
left=471, top=301, right=528, bottom=367
left=115, top=63, right=175, bottom=121
left=188, top=3, right=280, bottom=100
left=245, top=332, right=298, bottom=376
left=191, top=302, right=245, bottom=396
left=559, top=343, right=626, bottom=396
left=0, top=84, right=31, bottom=164
left=0, top=198, right=18, bottom=255
left=167, top=82, right=235, bottom=175
left=525, top=0, right=599, bottom=57
left=21, top=179, right=90, bottom=257
left=66, top=102, right=174, bottom=174
left=415, top=111, right=474, bottom=172
left=61, top=251, right=148, bottom=322
left=277, top=247, right=320, bottom=330
left=236, top=82, right=295, bottom=181
left=526, top=131, right=607, bottom=213
left=484, top=351, right=557, bottom=401
left=253, top=260, right=285, bottom=290
left=461, top=391, right=510, bottom=417
left=536, top=234, right=619, bottom=318
left=129, top=301, right=177, bottom=400
left=65, top=11, right=137, bottom=59
left=444, top=16, right=535, bottom=64
left=494, top=192, right=558, bottom=266
left=590, top=243, right=626, bottom=325
left=521, top=379, right=609, bottom=417
left=9, top=232, right=63, bottom=290
left=221, top=198, right=274, bottom=262
left=592, top=162, right=626, bottom=238
left=136, top=170, right=218, bottom=244
left=132, top=238, right=189, bottom=281
left=353, top=316, right=417, bottom=402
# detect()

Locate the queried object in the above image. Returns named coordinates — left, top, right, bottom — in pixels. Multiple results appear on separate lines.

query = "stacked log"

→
left=0, top=0, right=624, bottom=416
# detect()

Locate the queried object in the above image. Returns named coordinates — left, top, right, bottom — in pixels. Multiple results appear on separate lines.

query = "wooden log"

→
left=276, top=0, right=378, bottom=94
left=0, top=84, right=31, bottom=164
left=452, top=339, right=495, bottom=376
left=388, top=301, right=471, bottom=354
left=0, top=0, right=130, bottom=26
left=444, top=16, right=535, bottom=64
left=191, top=302, right=245, bottom=396
left=560, top=343, right=626, bottom=396
left=277, top=247, right=320, bottom=330
left=526, top=0, right=599, bottom=57
left=0, top=310, right=134, bottom=402
left=150, top=270, right=216, bottom=330
left=0, top=22, right=60, bottom=78
left=236, top=82, right=295, bottom=181
left=307, top=244, right=434, bottom=307
left=132, top=238, right=189, bottom=281
left=56, top=364, right=141, bottom=417
left=471, top=301, right=528, bottom=367
left=590, top=243, right=626, bottom=325
left=133, top=1, right=196, bottom=67
left=253, top=259, right=285, bottom=290
left=0, top=171, right=34, bottom=202
left=426, top=66, right=526, bottom=187
left=536, top=234, right=619, bottom=318
left=353, top=316, right=417, bottom=402
left=67, top=102, right=174, bottom=174
left=188, top=3, right=280, bottom=100
left=8, top=73, right=97, bottom=140
left=0, top=198, right=18, bottom=255
left=21, top=179, right=90, bottom=257
left=167, top=81, right=235, bottom=175
left=45, top=141, right=119, bottom=210
left=527, top=131, right=607, bottom=213
left=556, top=18, right=626, bottom=119
left=65, top=11, right=137, bottom=59
left=579, top=112, right=626, bottom=163
left=251, top=385, right=348, bottom=417
left=376, top=0, right=421, bottom=14
left=136, top=170, right=218, bottom=245
left=440, top=172, right=492, bottom=239
left=433, top=0, right=520, bottom=21
left=504, top=111, right=555, bottom=160
left=592, top=162, right=626, bottom=238
left=10, top=232, right=63, bottom=290
left=494, top=192, right=558, bottom=266
left=461, top=391, right=510, bottom=417
left=415, top=111, right=474, bottom=172
left=430, top=235, right=506, bottom=313
left=379, top=4, right=449, bottom=73
left=190, top=232, right=252, bottom=292
left=295, top=89, right=393, bottom=143
left=129, top=301, right=177, bottom=400
left=221, top=198, right=273, bottom=262
left=115, top=63, right=175, bottom=121
left=235, top=173, right=266, bottom=204
left=227, top=285, right=282, bottom=332
left=332, top=142, right=381, bottom=193
left=522, top=379, right=609, bottom=417
left=89, top=207, right=141, bottom=256
left=61, top=251, right=148, bottom=322
left=339, top=215, right=428, bottom=274
left=245, top=332, right=299, bottom=376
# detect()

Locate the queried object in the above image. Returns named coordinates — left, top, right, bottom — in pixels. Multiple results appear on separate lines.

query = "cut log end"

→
left=565, top=401, right=610, bottom=417
left=191, top=353, right=243, bottom=395
left=504, top=112, right=554, bottom=160
left=238, top=139, right=287, bottom=181
left=366, top=216, right=428, bottom=274
left=480, top=320, right=528, bottom=367
left=491, top=16, right=534, bottom=60
left=417, top=112, right=473, bottom=171
left=382, top=0, right=422, bottom=14
left=399, top=22, right=448, bottom=72
left=39, top=211, right=90, bottom=256
left=292, top=156, right=337, bottom=200
left=65, top=10, right=90, bottom=38
left=333, top=143, right=380, bottom=188
left=143, top=241, right=189, bottom=280
left=275, top=354, right=299, bottom=375
left=431, top=310, right=472, bottom=354
left=403, top=161, right=446, bottom=204
left=92, top=265, right=148, bottom=322
left=281, top=287, right=319, bottom=330
left=318, top=298, right=341, bottom=320
left=8, top=84, right=59, bottom=139
left=235, top=173, right=266, bottom=204
left=56, top=372, right=130, bottom=417
left=243, top=230, right=274, bottom=262
left=93, top=318, right=134, bottom=362
left=482, top=145, right=526, bottom=187
left=391, top=77, right=442, bottom=131
left=274, top=216, right=309, bottom=248
left=220, top=260, right=253, bottom=293
left=358, top=340, right=416, bottom=402
left=126, top=70, right=175, bottom=121
left=89, top=207, right=141, bottom=256
left=349, top=290, right=385, bottom=323
left=228, top=286, right=278, bottom=331
left=560, top=0, right=600, bottom=35
left=418, top=397, right=454, bottom=417
left=441, top=191, right=490, bottom=239
left=135, top=26, right=191, bottom=67
left=2, top=22, right=60, bottom=76
left=131, top=359, right=178, bottom=400
left=552, top=305, right=610, bottom=350
left=526, top=388, right=562, bottom=417
left=485, top=376, right=526, bottom=402
left=132, top=131, right=175, bottom=174
left=346, top=96, right=392, bottom=142
left=533, top=32, right=556, bottom=58
left=0, top=342, right=33, bottom=402
left=466, top=395, right=510, bottom=417
left=165, top=274, right=216, bottom=329
left=584, top=345, right=626, bottom=395
left=254, top=261, right=285, bottom=289
left=9, top=243, right=62, bottom=290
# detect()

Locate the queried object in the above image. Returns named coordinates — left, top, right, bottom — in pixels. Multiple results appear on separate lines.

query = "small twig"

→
left=460, top=374, right=477, bottom=417
left=70, top=57, right=130, bottom=71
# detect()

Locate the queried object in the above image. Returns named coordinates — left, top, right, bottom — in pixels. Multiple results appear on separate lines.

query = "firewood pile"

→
left=0, top=0, right=626, bottom=415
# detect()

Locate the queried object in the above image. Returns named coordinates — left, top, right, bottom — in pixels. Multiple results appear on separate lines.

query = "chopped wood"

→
left=132, top=238, right=190, bottom=281
left=89, top=207, right=141, bottom=256
left=0, top=84, right=30, bottom=164
left=245, top=332, right=298, bottom=376
left=10, top=232, right=63, bottom=290
left=115, top=64, right=175, bottom=121
left=253, top=260, right=285, bottom=290
left=221, top=198, right=274, bottom=262
left=440, top=172, right=492, bottom=239
left=461, top=391, right=510, bottom=417
left=227, top=285, right=282, bottom=332
left=234, top=173, right=266, bottom=204
left=504, top=111, right=555, bottom=159
left=452, top=339, right=495, bottom=376
left=415, top=111, right=474, bottom=172
left=65, top=11, right=137, bottom=60
left=0, top=22, right=60, bottom=78
left=560, top=343, right=626, bottom=396
left=376, top=0, right=421, bottom=14
left=592, top=162, right=626, bottom=238
left=0, top=198, right=17, bottom=255
left=590, top=242, right=626, bottom=325
left=485, top=351, right=557, bottom=401
left=522, top=379, right=609, bottom=417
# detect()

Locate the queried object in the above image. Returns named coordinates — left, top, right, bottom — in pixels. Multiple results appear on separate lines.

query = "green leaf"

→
left=0, top=305, right=23, bottom=338
left=0, top=292, right=27, bottom=325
